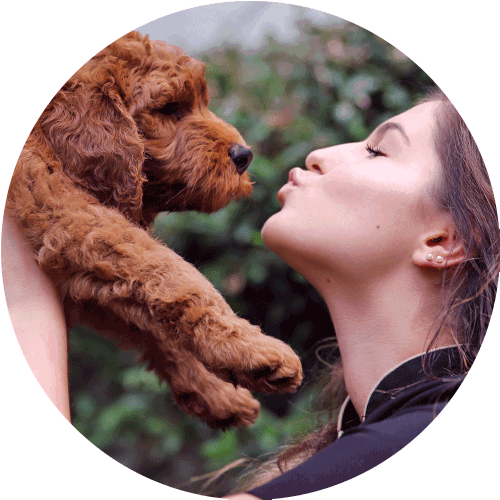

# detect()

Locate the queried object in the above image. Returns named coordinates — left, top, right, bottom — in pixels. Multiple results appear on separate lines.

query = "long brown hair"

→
left=218, top=88, right=499, bottom=494
left=423, top=89, right=499, bottom=367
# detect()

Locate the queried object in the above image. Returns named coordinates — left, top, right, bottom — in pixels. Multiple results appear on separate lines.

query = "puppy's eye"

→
left=157, top=102, right=183, bottom=118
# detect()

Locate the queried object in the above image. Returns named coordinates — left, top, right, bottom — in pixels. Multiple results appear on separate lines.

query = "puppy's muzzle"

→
left=229, top=144, right=253, bottom=174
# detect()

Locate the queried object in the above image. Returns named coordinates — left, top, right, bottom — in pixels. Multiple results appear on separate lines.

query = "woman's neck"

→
left=317, top=267, right=454, bottom=418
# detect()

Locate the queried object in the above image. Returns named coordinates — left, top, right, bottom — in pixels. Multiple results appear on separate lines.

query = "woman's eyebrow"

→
left=371, top=122, right=411, bottom=146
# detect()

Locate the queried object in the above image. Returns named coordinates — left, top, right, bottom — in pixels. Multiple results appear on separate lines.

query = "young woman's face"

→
left=261, top=101, right=445, bottom=281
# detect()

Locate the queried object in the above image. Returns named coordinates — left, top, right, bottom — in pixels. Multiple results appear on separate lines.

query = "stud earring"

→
left=425, top=254, right=434, bottom=261
left=436, top=255, right=444, bottom=263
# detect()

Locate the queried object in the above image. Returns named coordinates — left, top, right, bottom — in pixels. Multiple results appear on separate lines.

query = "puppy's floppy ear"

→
left=40, top=71, right=145, bottom=222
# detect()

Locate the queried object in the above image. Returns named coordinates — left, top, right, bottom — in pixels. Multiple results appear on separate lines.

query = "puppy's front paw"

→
left=192, top=318, right=304, bottom=395
left=174, top=383, right=260, bottom=430
left=235, top=335, right=304, bottom=394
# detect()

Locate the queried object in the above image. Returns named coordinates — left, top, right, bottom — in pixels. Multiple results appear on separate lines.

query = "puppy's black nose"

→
left=229, top=144, right=253, bottom=174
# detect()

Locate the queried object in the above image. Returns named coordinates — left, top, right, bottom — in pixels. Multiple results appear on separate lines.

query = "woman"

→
left=225, top=89, right=498, bottom=499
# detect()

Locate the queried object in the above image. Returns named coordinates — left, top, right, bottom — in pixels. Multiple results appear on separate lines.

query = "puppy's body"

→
left=6, top=32, right=302, bottom=428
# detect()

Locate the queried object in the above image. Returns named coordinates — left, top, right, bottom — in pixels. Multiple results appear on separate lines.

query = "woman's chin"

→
left=261, top=212, right=301, bottom=260
left=261, top=213, right=284, bottom=251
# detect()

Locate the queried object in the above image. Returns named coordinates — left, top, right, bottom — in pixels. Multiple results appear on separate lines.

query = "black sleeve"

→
left=247, top=403, right=446, bottom=499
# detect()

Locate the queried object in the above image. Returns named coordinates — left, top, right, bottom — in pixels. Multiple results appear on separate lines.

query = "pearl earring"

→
left=425, top=254, right=434, bottom=261
left=436, top=255, right=444, bottom=263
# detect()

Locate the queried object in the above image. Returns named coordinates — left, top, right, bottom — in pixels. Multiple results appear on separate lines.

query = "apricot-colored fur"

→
left=6, top=31, right=302, bottom=428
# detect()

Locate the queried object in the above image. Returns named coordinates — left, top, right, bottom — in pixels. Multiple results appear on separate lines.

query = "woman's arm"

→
left=2, top=213, right=71, bottom=421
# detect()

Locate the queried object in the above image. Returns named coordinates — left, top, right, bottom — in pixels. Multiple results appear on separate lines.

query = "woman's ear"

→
left=412, top=227, right=466, bottom=269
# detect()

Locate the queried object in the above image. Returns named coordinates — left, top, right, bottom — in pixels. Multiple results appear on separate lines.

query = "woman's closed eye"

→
left=365, top=143, right=386, bottom=158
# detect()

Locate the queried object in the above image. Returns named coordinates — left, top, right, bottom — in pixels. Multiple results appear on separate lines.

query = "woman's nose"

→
left=305, top=147, right=332, bottom=174
left=306, top=143, right=355, bottom=174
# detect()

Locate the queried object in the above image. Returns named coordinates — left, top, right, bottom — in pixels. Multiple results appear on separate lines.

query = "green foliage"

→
left=69, top=18, right=433, bottom=495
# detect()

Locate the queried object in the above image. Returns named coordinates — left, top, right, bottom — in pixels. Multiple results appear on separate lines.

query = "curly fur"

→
left=5, top=31, right=302, bottom=429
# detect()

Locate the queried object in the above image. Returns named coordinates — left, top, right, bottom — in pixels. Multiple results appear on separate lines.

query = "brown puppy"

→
left=5, top=31, right=302, bottom=429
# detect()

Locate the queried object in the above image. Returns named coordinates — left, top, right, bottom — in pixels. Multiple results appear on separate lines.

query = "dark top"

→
left=248, top=346, right=466, bottom=499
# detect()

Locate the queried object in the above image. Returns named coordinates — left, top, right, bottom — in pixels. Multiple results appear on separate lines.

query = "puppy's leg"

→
left=9, top=161, right=302, bottom=395
left=66, top=298, right=260, bottom=428
left=142, top=345, right=261, bottom=429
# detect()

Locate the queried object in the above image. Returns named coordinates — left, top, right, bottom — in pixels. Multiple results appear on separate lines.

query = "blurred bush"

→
left=69, top=17, right=433, bottom=495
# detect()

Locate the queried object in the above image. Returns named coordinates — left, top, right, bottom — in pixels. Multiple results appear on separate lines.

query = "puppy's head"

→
left=41, top=31, right=253, bottom=224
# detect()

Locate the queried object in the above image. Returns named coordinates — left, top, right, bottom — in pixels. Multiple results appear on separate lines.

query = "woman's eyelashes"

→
left=365, top=143, right=386, bottom=158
